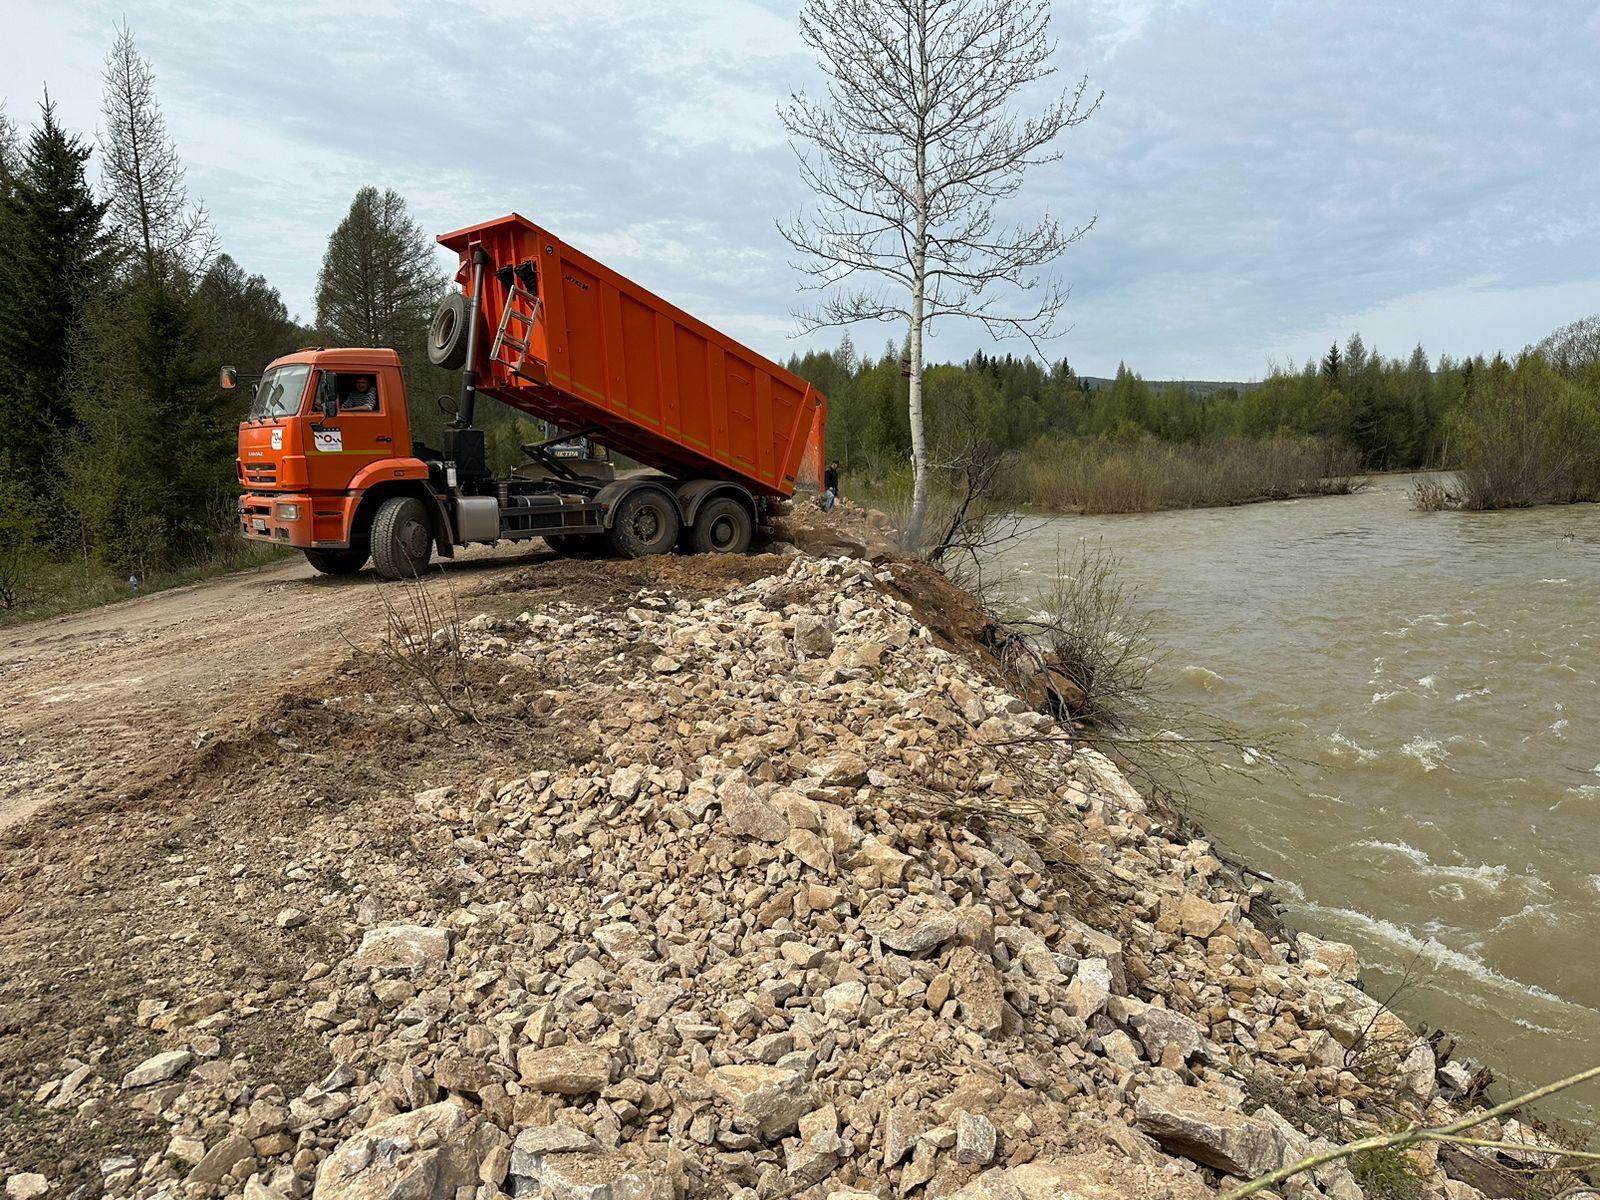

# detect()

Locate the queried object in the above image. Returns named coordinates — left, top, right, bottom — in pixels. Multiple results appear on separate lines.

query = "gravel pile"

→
left=8, top=555, right=1510, bottom=1200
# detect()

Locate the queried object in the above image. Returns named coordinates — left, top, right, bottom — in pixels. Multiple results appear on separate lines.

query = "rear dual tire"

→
left=690, top=497, right=753, bottom=554
left=608, top=490, right=680, bottom=558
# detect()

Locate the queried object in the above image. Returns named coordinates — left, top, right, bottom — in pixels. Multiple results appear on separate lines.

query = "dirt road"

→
left=0, top=545, right=554, bottom=833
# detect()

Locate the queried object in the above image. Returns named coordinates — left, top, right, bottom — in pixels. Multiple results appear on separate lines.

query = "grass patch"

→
left=1349, top=1146, right=1425, bottom=1200
left=0, top=542, right=294, bottom=629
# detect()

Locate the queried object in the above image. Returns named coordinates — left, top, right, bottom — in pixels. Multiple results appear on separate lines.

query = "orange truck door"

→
left=303, top=368, right=399, bottom=490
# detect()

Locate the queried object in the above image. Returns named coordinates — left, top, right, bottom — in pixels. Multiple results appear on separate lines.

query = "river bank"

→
left=986, top=473, right=1600, bottom=1134
left=842, top=435, right=1363, bottom=523
left=2, top=532, right=1581, bottom=1200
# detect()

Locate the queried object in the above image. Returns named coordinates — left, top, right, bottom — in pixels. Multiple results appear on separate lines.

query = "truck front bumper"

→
left=238, top=493, right=355, bottom=550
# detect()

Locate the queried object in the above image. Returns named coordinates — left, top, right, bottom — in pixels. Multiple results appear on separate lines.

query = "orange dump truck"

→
left=234, top=213, right=826, bottom=578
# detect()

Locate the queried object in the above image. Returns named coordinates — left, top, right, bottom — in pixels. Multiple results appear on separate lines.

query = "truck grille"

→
left=244, top=464, right=277, bottom=485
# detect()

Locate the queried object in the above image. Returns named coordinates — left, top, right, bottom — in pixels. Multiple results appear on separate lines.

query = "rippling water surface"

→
left=992, top=475, right=1600, bottom=1124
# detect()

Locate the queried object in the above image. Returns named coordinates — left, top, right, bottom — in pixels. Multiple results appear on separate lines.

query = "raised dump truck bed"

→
left=235, top=212, right=827, bottom=579
left=436, top=214, right=823, bottom=499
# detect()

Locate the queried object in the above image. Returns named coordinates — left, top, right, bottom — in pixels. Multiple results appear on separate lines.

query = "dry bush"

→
left=1411, top=475, right=1464, bottom=511
left=993, top=541, right=1296, bottom=815
left=360, top=572, right=483, bottom=728
left=1015, top=542, right=1157, bottom=730
left=999, top=435, right=1364, bottom=514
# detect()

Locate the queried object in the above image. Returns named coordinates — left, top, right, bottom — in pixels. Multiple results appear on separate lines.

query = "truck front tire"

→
left=305, top=547, right=368, bottom=576
left=608, top=490, right=680, bottom=557
left=690, top=497, right=753, bottom=554
left=371, top=496, right=434, bottom=579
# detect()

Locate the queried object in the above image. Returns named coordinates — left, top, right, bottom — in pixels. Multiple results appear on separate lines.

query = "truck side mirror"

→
left=321, top=394, right=339, bottom=419
left=219, top=365, right=238, bottom=390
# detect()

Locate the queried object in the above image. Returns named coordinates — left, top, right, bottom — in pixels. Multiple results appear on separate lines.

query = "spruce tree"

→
left=315, top=186, right=452, bottom=441
left=69, top=25, right=226, bottom=570
left=0, top=105, right=18, bottom=192
left=0, top=97, right=114, bottom=512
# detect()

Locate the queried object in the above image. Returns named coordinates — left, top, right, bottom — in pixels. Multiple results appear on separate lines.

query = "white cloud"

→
left=3, top=0, right=1595, bottom=376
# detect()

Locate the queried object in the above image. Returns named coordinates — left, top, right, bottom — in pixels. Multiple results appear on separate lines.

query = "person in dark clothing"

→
left=821, top=461, right=840, bottom=512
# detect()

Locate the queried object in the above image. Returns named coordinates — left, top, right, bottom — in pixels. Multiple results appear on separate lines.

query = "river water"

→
left=992, top=474, right=1600, bottom=1125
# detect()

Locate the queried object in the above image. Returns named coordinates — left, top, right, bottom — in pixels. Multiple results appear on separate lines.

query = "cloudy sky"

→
left=6, top=0, right=1598, bottom=380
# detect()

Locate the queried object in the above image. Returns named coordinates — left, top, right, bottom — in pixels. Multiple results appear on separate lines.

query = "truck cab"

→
left=236, top=348, right=441, bottom=576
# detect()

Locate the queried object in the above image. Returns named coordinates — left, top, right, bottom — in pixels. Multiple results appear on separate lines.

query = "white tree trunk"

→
left=904, top=90, right=931, bottom=551
left=905, top=267, right=928, bottom=549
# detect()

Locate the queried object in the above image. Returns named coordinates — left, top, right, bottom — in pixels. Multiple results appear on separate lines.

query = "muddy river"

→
left=993, top=474, right=1600, bottom=1124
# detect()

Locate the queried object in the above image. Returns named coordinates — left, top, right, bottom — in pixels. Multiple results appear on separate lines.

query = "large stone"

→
left=792, top=615, right=835, bottom=658
left=1162, top=894, right=1228, bottom=940
left=1064, top=958, right=1112, bottom=1019
left=511, top=1126, right=597, bottom=1169
left=785, top=1104, right=844, bottom=1187
left=848, top=837, right=912, bottom=886
left=708, top=1065, right=815, bottom=1139
left=958, top=1152, right=1217, bottom=1200
left=312, top=1102, right=481, bottom=1200
left=593, top=921, right=653, bottom=962
left=352, top=925, right=450, bottom=972
left=805, top=751, right=869, bottom=788
left=955, top=1113, right=996, bottom=1165
left=867, top=900, right=960, bottom=956
left=784, top=828, right=834, bottom=872
left=185, top=1135, right=256, bottom=1186
left=510, top=1145, right=681, bottom=1200
left=719, top=774, right=789, bottom=843
left=882, top=1107, right=922, bottom=1167
left=1398, top=1039, right=1437, bottom=1101
left=121, top=1049, right=192, bottom=1089
left=5, top=1175, right=49, bottom=1200
left=1297, top=932, right=1360, bottom=982
left=821, top=980, right=866, bottom=1021
left=1125, top=1000, right=1207, bottom=1063
left=949, top=946, right=1006, bottom=1037
left=517, top=1045, right=613, bottom=1095
left=1135, top=1084, right=1287, bottom=1177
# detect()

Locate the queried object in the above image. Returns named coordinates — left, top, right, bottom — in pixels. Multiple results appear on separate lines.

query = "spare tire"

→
left=428, top=293, right=470, bottom=369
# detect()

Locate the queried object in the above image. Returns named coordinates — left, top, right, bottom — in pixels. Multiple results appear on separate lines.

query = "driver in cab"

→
left=341, top=376, right=378, bottom=412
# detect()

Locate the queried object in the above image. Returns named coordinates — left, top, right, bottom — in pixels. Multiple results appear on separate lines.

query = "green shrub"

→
left=1349, top=1146, right=1425, bottom=1200
left=1442, top=352, right=1600, bottom=508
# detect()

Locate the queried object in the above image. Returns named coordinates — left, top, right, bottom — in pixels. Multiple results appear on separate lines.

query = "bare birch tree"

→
left=780, top=0, right=1099, bottom=548
left=100, top=23, right=214, bottom=281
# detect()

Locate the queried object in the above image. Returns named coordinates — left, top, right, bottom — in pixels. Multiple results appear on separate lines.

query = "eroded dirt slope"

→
left=0, top=546, right=564, bottom=833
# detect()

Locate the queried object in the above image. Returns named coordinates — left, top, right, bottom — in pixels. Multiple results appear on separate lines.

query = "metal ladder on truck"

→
left=489, top=261, right=544, bottom=377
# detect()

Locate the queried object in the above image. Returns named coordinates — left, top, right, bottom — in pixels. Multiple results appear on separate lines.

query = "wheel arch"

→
left=594, top=478, right=685, bottom=530
left=673, top=479, right=757, bottom=528
left=351, top=480, right=456, bottom=559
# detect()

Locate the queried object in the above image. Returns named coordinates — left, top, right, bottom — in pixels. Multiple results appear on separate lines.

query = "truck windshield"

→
left=249, top=364, right=312, bottom=420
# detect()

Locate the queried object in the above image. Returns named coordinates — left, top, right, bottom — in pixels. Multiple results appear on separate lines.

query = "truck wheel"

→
left=305, top=547, right=368, bottom=576
left=608, top=490, right=680, bottom=557
left=371, top=496, right=434, bottom=579
left=690, top=497, right=753, bottom=555
left=427, top=293, right=470, bottom=369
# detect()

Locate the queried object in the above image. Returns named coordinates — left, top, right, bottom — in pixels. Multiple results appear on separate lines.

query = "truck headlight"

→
left=276, top=503, right=301, bottom=521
